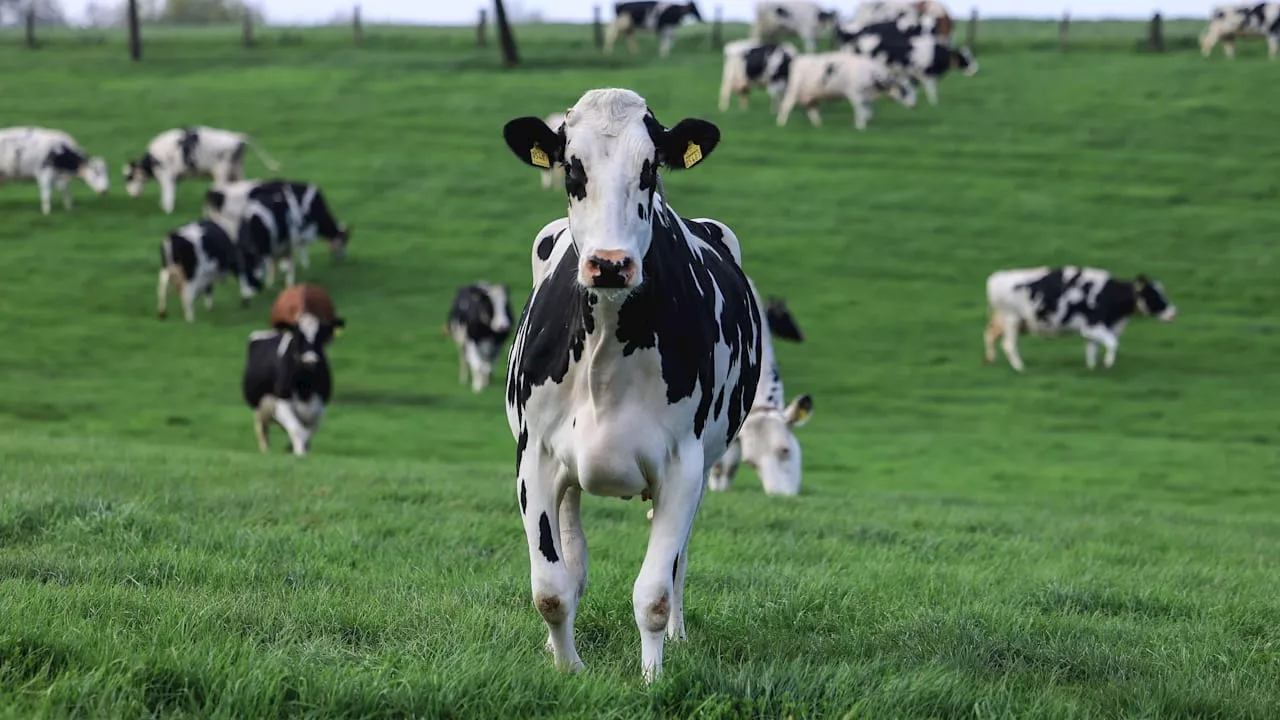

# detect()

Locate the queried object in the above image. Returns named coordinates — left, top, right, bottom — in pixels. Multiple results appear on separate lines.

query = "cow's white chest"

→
left=290, top=394, right=326, bottom=428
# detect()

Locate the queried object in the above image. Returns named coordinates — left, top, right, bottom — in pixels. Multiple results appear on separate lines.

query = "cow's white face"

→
left=737, top=394, right=813, bottom=496
left=78, top=157, right=109, bottom=194
left=122, top=156, right=154, bottom=197
left=480, top=282, right=512, bottom=334
left=502, top=88, right=721, bottom=297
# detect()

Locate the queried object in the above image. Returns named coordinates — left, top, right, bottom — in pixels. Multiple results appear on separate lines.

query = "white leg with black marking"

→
left=545, top=485, right=589, bottom=654
left=518, top=444, right=584, bottom=672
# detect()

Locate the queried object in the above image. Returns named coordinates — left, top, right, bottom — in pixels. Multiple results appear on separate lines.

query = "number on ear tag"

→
left=683, top=141, right=703, bottom=168
left=530, top=144, right=550, bottom=169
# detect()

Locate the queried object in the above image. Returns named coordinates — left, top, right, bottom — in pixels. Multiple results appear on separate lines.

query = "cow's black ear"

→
left=1135, top=273, right=1150, bottom=287
left=656, top=119, right=720, bottom=171
left=503, top=117, right=563, bottom=170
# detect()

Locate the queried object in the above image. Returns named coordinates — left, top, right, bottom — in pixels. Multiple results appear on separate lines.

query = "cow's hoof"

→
left=157, top=310, right=167, bottom=320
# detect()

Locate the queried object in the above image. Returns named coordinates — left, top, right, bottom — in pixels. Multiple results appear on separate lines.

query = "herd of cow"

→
left=0, top=0, right=1234, bottom=686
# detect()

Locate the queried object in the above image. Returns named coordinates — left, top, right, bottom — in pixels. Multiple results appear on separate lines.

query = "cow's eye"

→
left=777, top=447, right=790, bottom=459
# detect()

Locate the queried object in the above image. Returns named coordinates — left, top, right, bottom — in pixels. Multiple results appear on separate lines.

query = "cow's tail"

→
left=244, top=137, right=282, bottom=171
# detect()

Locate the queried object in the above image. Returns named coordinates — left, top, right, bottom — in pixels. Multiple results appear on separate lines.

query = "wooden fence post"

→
left=24, top=5, right=35, bottom=48
left=477, top=8, right=488, bottom=47
left=966, top=7, right=977, bottom=50
left=712, top=4, right=722, bottom=48
left=127, top=0, right=142, bottom=61
left=353, top=4, right=363, bottom=46
left=1149, top=12, right=1165, bottom=52
left=593, top=5, right=603, bottom=49
left=242, top=10, right=254, bottom=47
left=1059, top=11, right=1069, bottom=51
left=494, top=0, right=520, bottom=67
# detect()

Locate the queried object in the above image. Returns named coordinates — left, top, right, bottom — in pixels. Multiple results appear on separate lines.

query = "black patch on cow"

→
left=449, top=284, right=513, bottom=356
left=637, top=203, right=646, bottom=220
left=672, top=554, right=680, bottom=582
left=772, top=53, right=792, bottom=82
left=205, top=188, right=227, bottom=212
left=537, top=512, right=559, bottom=562
left=656, top=1, right=699, bottom=27
left=236, top=181, right=349, bottom=263
left=744, top=44, right=778, bottom=81
left=774, top=6, right=791, bottom=18
left=924, top=44, right=954, bottom=77
left=1135, top=275, right=1171, bottom=317
left=516, top=425, right=529, bottom=474
left=615, top=0, right=657, bottom=26
left=45, top=144, right=85, bottom=173
left=639, top=158, right=658, bottom=194
left=135, top=153, right=158, bottom=179
left=242, top=327, right=333, bottom=411
left=161, top=220, right=261, bottom=294
left=179, top=128, right=200, bottom=171
left=1020, top=267, right=1142, bottom=331
left=536, top=234, right=556, bottom=261
left=519, top=480, right=528, bottom=515
left=823, top=62, right=838, bottom=80
left=564, top=157, right=588, bottom=201
left=714, top=386, right=725, bottom=417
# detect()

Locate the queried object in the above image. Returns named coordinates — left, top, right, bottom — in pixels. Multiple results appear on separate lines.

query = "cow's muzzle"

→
left=583, top=251, right=637, bottom=289
left=1159, top=307, right=1177, bottom=322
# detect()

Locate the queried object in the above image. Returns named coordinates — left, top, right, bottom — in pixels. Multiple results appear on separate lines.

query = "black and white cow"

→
left=241, top=311, right=344, bottom=456
left=124, top=126, right=281, bottom=214
left=777, top=51, right=918, bottom=130
left=501, top=88, right=763, bottom=683
left=1200, top=3, right=1280, bottom=58
left=842, top=0, right=953, bottom=42
left=606, top=1, right=704, bottom=57
left=841, top=21, right=977, bottom=105
left=984, top=266, right=1177, bottom=373
left=718, top=39, right=799, bottom=112
left=447, top=282, right=514, bottom=393
left=157, top=219, right=265, bottom=322
left=205, top=179, right=352, bottom=288
left=752, top=1, right=840, bottom=54
left=0, top=127, right=109, bottom=215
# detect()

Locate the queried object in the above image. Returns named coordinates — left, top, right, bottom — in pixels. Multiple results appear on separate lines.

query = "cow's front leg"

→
left=272, top=399, right=311, bottom=455
left=805, top=102, right=824, bottom=127
left=517, top=444, right=584, bottom=672
left=635, top=441, right=705, bottom=684
left=296, top=242, right=311, bottom=270
left=922, top=76, right=939, bottom=106
left=1268, top=34, right=1278, bottom=60
left=983, top=313, right=1003, bottom=363
left=1080, top=325, right=1119, bottom=369
left=156, top=267, right=173, bottom=319
left=545, top=485, right=589, bottom=653
left=776, top=92, right=798, bottom=127
left=658, top=28, right=674, bottom=57
left=851, top=96, right=871, bottom=130
left=56, top=175, right=73, bottom=209
left=37, top=171, right=53, bottom=215
left=1225, top=38, right=1236, bottom=59
left=180, top=278, right=201, bottom=322
left=203, top=282, right=216, bottom=310
left=1084, top=340, right=1099, bottom=370
left=160, top=176, right=176, bottom=214
left=285, top=245, right=298, bottom=286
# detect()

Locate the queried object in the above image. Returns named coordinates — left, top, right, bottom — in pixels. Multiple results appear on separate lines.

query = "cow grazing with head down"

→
left=606, top=1, right=703, bottom=57
left=447, top=282, right=513, bottom=393
left=501, top=88, right=763, bottom=683
left=242, top=309, right=345, bottom=456
left=205, top=179, right=352, bottom=288
left=841, top=21, right=977, bottom=106
left=752, top=1, right=840, bottom=53
left=157, top=219, right=265, bottom=322
left=719, top=39, right=799, bottom=112
left=777, top=51, right=918, bottom=130
left=1200, top=3, right=1280, bottom=58
left=984, top=266, right=1177, bottom=373
left=0, top=127, right=109, bottom=215
left=124, top=126, right=281, bottom=214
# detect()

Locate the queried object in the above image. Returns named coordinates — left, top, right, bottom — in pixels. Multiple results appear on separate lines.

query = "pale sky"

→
left=56, top=0, right=1211, bottom=26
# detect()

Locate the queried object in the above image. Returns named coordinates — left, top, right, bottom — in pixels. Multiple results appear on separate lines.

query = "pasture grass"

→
left=2, top=20, right=1279, bottom=719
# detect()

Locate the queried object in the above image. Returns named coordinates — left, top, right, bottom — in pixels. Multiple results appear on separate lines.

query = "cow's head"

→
left=951, top=46, right=978, bottom=76
left=725, top=394, right=814, bottom=496
left=479, top=282, right=514, bottom=337
left=79, top=156, right=110, bottom=194
left=682, top=1, right=704, bottom=22
left=1134, top=274, right=1177, bottom=322
left=503, top=88, right=721, bottom=296
left=276, top=312, right=346, bottom=364
left=329, top=225, right=353, bottom=262
left=123, top=154, right=157, bottom=197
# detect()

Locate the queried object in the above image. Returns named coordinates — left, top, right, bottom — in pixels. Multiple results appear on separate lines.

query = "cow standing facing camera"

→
left=447, top=282, right=513, bottom=393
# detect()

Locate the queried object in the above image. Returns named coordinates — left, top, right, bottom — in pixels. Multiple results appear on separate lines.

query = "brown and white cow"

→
left=269, top=284, right=344, bottom=347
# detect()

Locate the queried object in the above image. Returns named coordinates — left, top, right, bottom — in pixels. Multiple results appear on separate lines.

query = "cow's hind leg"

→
left=998, top=313, right=1025, bottom=372
left=518, top=444, right=584, bottom=672
left=180, top=277, right=201, bottom=323
left=56, top=175, right=73, bottom=210
left=635, top=440, right=705, bottom=683
left=1080, top=325, right=1120, bottom=369
left=983, top=311, right=1003, bottom=363
left=254, top=397, right=276, bottom=453
left=157, top=267, right=173, bottom=319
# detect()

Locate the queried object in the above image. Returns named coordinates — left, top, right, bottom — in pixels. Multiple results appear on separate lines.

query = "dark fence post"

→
left=712, top=4, right=722, bottom=48
left=494, top=0, right=520, bottom=66
left=966, top=7, right=977, bottom=50
left=1149, top=11, right=1164, bottom=52
left=593, top=5, right=603, bottom=49
left=24, top=5, right=35, bottom=48
left=353, top=4, right=363, bottom=46
left=127, top=0, right=142, bottom=61
left=477, top=8, right=488, bottom=47
left=242, top=10, right=253, bottom=47
left=1059, top=11, right=1069, bottom=51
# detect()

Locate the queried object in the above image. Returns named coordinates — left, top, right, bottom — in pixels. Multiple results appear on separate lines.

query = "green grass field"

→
left=2, top=20, right=1279, bottom=719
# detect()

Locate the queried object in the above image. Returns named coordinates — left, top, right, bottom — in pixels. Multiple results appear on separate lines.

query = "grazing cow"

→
left=751, top=1, right=840, bottom=53
left=777, top=51, right=918, bottom=130
left=156, top=219, right=265, bottom=322
left=606, top=1, right=703, bottom=58
left=0, top=127, right=109, bottom=215
left=844, top=0, right=953, bottom=41
left=718, top=40, right=799, bottom=112
left=242, top=311, right=344, bottom=456
left=269, top=284, right=343, bottom=346
left=205, top=180, right=352, bottom=288
left=842, top=22, right=977, bottom=105
left=124, top=126, right=281, bottom=214
left=1200, top=3, right=1280, bottom=58
left=984, top=266, right=1177, bottom=373
left=539, top=113, right=567, bottom=190
left=501, top=88, right=763, bottom=683
left=447, top=282, right=514, bottom=393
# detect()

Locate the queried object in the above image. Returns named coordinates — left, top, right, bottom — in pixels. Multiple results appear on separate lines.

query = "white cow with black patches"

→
left=984, top=266, right=1178, bottom=373
left=0, top=127, right=109, bottom=215
left=841, top=21, right=977, bottom=106
left=124, top=126, right=281, bottom=214
left=719, top=39, right=799, bottom=112
left=607, top=1, right=704, bottom=57
left=1201, top=3, right=1280, bottom=58
left=751, top=1, right=840, bottom=54
left=447, top=282, right=514, bottom=392
left=502, top=88, right=763, bottom=684
left=777, top=51, right=918, bottom=130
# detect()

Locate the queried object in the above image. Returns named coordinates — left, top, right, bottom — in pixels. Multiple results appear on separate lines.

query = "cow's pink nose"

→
left=583, top=251, right=635, bottom=289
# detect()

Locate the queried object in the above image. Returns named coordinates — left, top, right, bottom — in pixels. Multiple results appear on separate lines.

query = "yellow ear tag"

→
left=795, top=406, right=810, bottom=422
left=530, top=144, right=550, bottom=169
left=683, top=141, right=703, bottom=168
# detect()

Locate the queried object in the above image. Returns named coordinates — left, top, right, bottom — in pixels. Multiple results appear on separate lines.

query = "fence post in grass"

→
left=477, top=8, right=488, bottom=47
left=242, top=10, right=254, bottom=48
left=966, top=7, right=978, bottom=51
left=1059, top=11, right=1069, bottom=51
left=1150, top=11, right=1165, bottom=52
left=593, top=5, right=603, bottom=49
left=712, top=4, right=723, bottom=49
left=127, top=0, right=142, bottom=61
left=493, top=0, right=520, bottom=66
left=354, top=4, right=363, bottom=46
left=24, top=5, right=35, bottom=49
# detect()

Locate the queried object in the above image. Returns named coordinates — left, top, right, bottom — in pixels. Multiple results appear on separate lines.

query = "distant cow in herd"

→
left=124, top=126, right=281, bottom=214
left=719, top=40, right=799, bottom=112
left=777, top=51, right=918, bottom=129
left=844, top=0, right=954, bottom=42
left=840, top=20, right=977, bottom=105
left=156, top=219, right=265, bottom=322
left=447, top=282, right=514, bottom=393
left=501, top=88, right=763, bottom=683
left=606, top=1, right=704, bottom=57
left=1200, top=2, right=1280, bottom=59
left=751, top=1, right=840, bottom=54
left=984, top=266, right=1177, bottom=373
left=0, top=126, right=110, bottom=215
